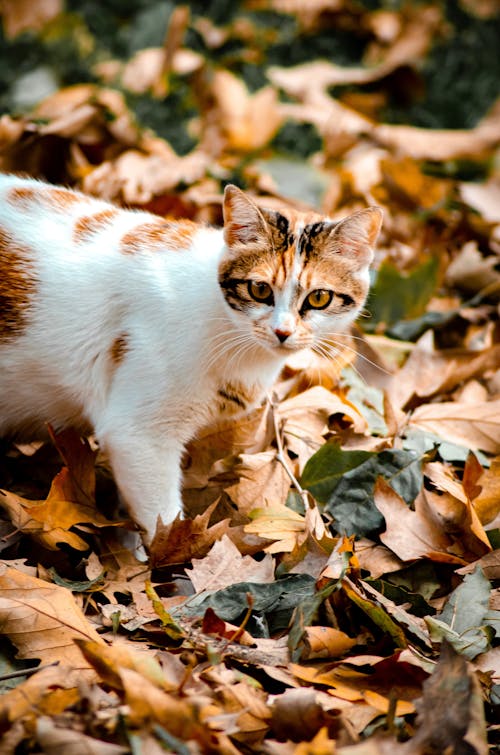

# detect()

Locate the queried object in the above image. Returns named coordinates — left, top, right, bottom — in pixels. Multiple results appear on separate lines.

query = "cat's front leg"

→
left=100, top=429, right=187, bottom=545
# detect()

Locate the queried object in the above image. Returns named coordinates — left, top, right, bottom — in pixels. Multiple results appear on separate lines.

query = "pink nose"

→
left=274, top=328, right=291, bottom=343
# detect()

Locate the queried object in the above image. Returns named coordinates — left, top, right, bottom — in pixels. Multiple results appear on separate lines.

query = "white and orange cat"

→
left=0, top=174, right=382, bottom=544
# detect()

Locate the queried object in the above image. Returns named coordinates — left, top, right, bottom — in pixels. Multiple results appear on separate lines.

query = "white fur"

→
left=0, top=176, right=289, bottom=542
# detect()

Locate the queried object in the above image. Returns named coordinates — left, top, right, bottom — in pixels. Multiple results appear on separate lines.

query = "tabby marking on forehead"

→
left=0, top=226, right=36, bottom=340
left=74, top=209, right=119, bottom=243
left=120, top=219, right=198, bottom=254
left=7, top=184, right=81, bottom=212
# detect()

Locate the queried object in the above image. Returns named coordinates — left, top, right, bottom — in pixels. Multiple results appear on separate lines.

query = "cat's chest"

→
left=214, top=378, right=266, bottom=418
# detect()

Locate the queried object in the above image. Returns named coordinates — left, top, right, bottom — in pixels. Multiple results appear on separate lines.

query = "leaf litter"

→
left=0, top=1, right=499, bottom=752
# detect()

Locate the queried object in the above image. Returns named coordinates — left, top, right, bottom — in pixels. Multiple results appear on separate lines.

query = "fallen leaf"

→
left=374, top=478, right=463, bottom=564
left=1, top=0, right=62, bottom=38
left=201, top=607, right=255, bottom=646
left=411, top=641, right=488, bottom=754
left=301, top=626, right=357, bottom=660
left=212, top=70, right=283, bottom=151
left=410, top=399, right=500, bottom=454
left=150, top=503, right=230, bottom=567
left=472, top=456, right=500, bottom=524
left=35, top=716, right=128, bottom=755
left=187, top=534, right=275, bottom=592
left=0, top=565, right=103, bottom=673
left=244, top=504, right=306, bottom=553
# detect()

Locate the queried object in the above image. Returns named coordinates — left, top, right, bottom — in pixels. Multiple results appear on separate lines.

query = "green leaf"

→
left=288, top=579, right=340, bottom=662
left=426, top=568, right=493, bottom=659
left=300, top=442, right=372, bottom=503
left=185, top=575, right=316, bottom=635
left=402, top=428, right=490, bottom=466
left=366, top=578, right=433, bottom=618
left=363, top=256, right=439, bottom=332
left=325, top=449, right=422, bottom=537
left=342, top=579, right=407, bottom=649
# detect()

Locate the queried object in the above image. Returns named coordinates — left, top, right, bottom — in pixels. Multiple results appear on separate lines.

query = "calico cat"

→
left=0, top=174, right=382, bottom=543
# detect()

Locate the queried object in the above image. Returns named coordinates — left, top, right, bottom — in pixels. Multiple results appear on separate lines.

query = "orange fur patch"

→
left=0, top=226, right=36, bottom=340
left=110, top=334, right=128, bottom=366
left=73, top=209, right=118, bottom=243
left=7, top=184, right=81, bottom=212
left=119, top=219, right=197, bottom=255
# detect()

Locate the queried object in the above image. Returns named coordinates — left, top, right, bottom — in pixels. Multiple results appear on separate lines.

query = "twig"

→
left=268, top=394, right=311, bottom=510
left=0, top=661, right=59, bottom=683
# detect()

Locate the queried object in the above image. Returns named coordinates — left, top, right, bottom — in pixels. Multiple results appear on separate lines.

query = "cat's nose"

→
left=274, top=329, right=291, bottom=343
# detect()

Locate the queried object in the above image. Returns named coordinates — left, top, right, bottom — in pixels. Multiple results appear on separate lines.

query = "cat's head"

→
left=218, top=185, right=382, bottom=357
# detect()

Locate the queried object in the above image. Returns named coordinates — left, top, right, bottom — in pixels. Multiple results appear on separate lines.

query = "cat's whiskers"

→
left=316, top=335, right=392, bottom=377
left=203, top=331, right=257, bottom=376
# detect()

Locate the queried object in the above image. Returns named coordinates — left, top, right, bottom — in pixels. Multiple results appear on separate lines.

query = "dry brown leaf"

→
left=389, top=331, right=500, bottom=409
left=149, top=502, right=230, bottom=567
left=410, top=642, right=489, bottom=755
left=75, top=639, right=171, bottom=692
left=472, top=456, right=500, bottom=524
left=301, top=626, right=357, bottom=660
left=278, top=386, right=367, bottom=472
left=0, top=565, right=103, bottom=672
left=422, top=487, right=491, bottom=560
left=409, top=399, right=500, bottom=455
left=445, top=240, right=500, bottom=293
left=374, top=478, right=464, bottom=564
left=201, top=607, right=255, bottom=646
left=1, top=0, right=61, bottom=38
left=268, top=8, right=440, bottom=95
left=120, top=47, right=203, bottom=94
left=373, top=98, right=500, bottom=160
left=184, top=405, right=271, bottom=491
left=212, top=70, right=283, bottom=152
left=460, top=177, right=500, bottom=224
left=225, top=451, right=291, bottom=514
left=35, top=716, right=129, bottom=755
left=186, top=533, right=275, bottom=592
left=244, top=503, right=306, bottom=553
left=0, top=430, right=123, bottom=550
left=380, top=156, right=451, bottom=210
left=216, top=681, right=271, bottom=743
left=82, top=147, right=210, bottom=203
left=0, top=664, right=83, bottom=730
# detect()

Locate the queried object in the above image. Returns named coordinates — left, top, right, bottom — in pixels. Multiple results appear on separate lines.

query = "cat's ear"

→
left=223, top=185, right=268, bottom=247
left=330, top=207, right=383, bottom=265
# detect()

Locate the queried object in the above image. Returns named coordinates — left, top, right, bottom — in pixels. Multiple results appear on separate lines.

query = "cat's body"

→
left=0, top=174, right=381, bottom=543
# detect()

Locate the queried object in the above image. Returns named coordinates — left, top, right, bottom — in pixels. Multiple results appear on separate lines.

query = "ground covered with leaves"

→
left=0, top=1, right=499, bottom=753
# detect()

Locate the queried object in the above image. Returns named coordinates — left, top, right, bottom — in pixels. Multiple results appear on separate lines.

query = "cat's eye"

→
left=248, top=280, right=273, bottom=304
left=304, top=289, right=333, bottom=310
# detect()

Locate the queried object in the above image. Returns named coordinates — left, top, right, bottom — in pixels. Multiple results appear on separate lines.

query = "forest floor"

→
left=0, top=1, right=499, bottom=753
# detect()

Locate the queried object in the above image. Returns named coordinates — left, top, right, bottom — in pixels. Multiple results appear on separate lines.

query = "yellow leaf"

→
left=245, top=504, right=306, bottom=553
left=363, top=690, right=415, bottom=716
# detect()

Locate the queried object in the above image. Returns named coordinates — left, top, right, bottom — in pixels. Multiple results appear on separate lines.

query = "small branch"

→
left=0, top=661, right=59, bottom=683
left=268, top=395, right=311, bottom=510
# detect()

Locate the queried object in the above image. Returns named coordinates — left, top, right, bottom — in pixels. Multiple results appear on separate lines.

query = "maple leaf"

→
left=149, top=502, right=230, bottom=567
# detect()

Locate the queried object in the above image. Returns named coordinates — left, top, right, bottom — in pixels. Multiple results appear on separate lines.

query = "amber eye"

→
left=304, top=289, right=333, bottom=310
left=248, top=280, right=273, bottom=303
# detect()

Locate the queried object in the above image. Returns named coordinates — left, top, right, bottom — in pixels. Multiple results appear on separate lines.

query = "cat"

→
left=0, top=174, right=382, bottom=544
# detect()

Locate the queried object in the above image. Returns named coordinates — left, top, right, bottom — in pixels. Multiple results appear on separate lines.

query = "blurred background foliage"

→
left=1, top=0, right=499, bottom=157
